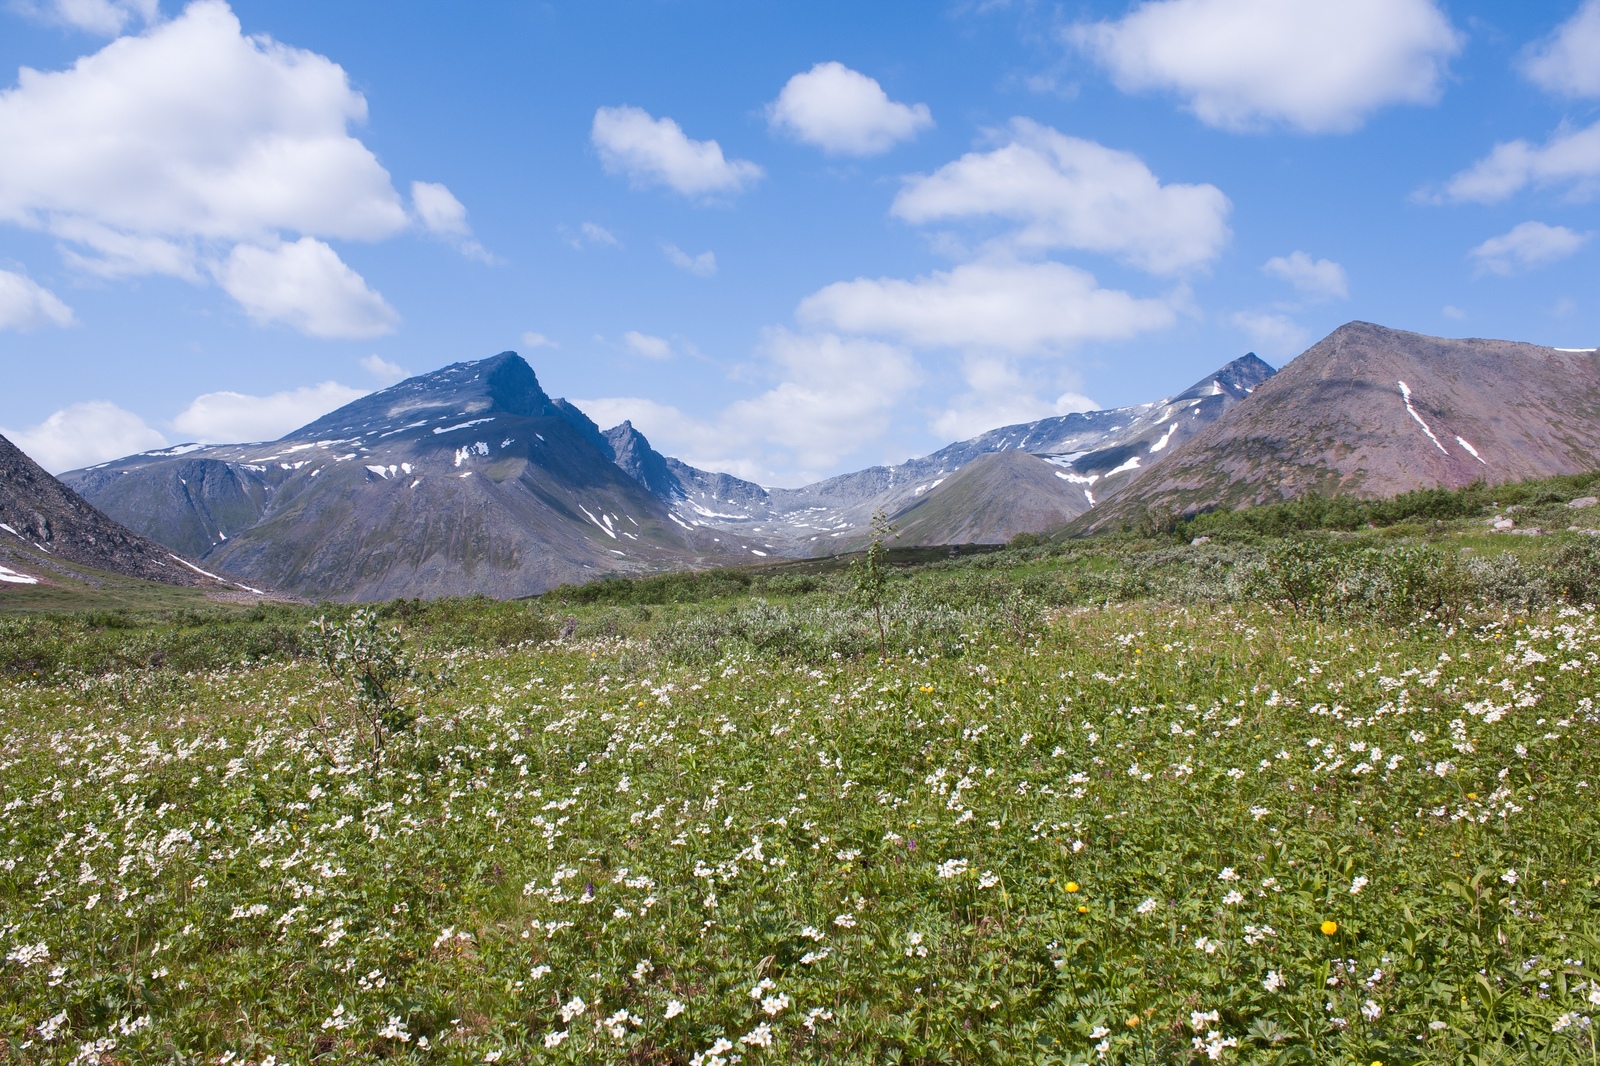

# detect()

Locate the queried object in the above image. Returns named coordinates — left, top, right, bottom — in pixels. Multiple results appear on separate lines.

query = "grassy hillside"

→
left=4, top=494, right=1600, bottom=1063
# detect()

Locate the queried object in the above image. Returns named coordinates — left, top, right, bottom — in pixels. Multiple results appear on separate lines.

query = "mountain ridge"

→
left=58, top=348, right=1277, bottom=595
left=1076, top=321, right=1600, bottom=532
left=63, top=354, right=744, bottom=600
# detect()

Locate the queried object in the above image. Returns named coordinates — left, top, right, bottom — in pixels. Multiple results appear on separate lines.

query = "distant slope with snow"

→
left=63, top=354, right=742, bottom=600
left=1077, top=321, right=1600, bottom=532
left=0, top=432, right=263, bottom=598
left=607, top=353, right=1276, bottom=552
left=884, top=451, right=1097, bottom=546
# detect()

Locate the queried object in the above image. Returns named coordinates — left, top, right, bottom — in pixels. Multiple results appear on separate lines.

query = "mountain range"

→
left=52, top=349, right=1269, bottom=599
left=9, top=319, right=1593, bottom=602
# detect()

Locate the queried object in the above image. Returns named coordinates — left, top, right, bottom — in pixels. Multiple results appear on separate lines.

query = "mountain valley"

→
left=39, top=321, right=1600, bottom=601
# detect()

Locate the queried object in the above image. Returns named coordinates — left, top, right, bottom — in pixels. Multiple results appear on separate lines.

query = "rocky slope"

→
left=883, top=451, right=1097, bottom=546
left=65, top=354, right=741, bottom=600
left=0, top=432, right=261, bottom=595
left=1078, top=322, right=1600, bottom=531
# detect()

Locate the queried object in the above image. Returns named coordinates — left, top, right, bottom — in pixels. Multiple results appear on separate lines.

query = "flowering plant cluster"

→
left=3, top=532, right=1600, bottom=1062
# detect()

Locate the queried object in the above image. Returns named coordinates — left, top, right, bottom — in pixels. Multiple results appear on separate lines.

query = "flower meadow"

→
left=4, top=536, right=1600, bottom=1063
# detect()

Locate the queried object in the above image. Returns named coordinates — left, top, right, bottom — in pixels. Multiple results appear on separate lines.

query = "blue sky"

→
left=1, top=0, right=1597, bottom=484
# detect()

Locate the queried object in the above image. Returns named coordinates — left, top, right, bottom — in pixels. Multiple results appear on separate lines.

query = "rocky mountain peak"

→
left=603, top=420, right=684, bottom=501
left=285, top=351, right=560, bottom=442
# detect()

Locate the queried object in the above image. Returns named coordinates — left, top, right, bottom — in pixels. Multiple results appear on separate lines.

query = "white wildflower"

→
left=803, top=1007, right=835, bottom=1031
left=377, top=1015, right=411, bottom=1042
left=37, top=1011, right=68, bottom=1042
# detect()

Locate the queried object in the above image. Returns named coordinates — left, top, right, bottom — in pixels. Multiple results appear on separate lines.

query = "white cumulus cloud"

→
left=172, top=380, right=369, bottom=443
left=1070, top=0, right=1461, bottom=133
left=767, top=62, right=932, bottom=156
left=892, top=119, right=1230, bottom=275
left=663, top=244, right=717, bottom=277
left=521, top=331, right=559, bottom=350
left=0, top=3, right=407, bottom=260
left=410, top=181, right=491, bottom=261
left=1469, top=221, right=1591, bottom=276
left=1523, top=0, right=1600, bottom=99
left=578, top=332, right=920, bottom=486
left=930, top=355, right=1099, bottom=442
left=591, top=105, right=763, bottom=198
left=1435, top=120, right=1600, bottom=204
left=1263, top=251, right=1348, bottom=299
left=622, top=331, right=673, bottom=360
left=721, top=330, right=920, bottom=475
left=1230, top=310, right=1308, bottom=356
left=797, top=258, right=1177, bottom=354
left=0, top=1, right=417, bottom=334
left=215, top=237, right=398, bottom=339
left=0, top=268, right=75, bottom=330
left=15, top=0, right=158, bottom=36
left=4, top=401, right=165, bottom=473
left=360, top=353, right=407, bottom=383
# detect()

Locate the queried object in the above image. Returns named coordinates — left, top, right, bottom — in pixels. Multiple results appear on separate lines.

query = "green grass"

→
left=4, top=502, right=1600, bottom=1063
left=0, top=564, right=230, bottom=615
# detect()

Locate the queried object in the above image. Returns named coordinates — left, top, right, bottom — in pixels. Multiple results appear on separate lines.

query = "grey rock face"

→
left=64, top=354, right=739, bottom=600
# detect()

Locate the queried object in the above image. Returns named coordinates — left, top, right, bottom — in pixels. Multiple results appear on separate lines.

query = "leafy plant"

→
left=306, top=607, right=434, bottom=759
left=853, top=508, right=898, bottom=659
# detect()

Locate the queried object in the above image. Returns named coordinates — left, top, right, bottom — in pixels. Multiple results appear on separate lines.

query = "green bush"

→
left=1548, top=537, right=1600, bottom=605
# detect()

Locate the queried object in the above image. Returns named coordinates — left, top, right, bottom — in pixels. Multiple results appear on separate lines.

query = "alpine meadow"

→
left=5, top=1, right=1600, bottom=1064
left=7, top=475, right=1600, bottom=1064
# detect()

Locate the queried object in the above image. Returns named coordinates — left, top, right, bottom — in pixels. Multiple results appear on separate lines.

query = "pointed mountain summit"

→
left=64, top=353, right=736, bottom=600
left=1079, top=322, right=1600, bottom=531
left=604, top=421, right=689, bottom=502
